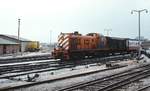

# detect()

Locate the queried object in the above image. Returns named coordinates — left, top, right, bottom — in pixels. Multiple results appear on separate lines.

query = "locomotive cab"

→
left=52, top=44, right=69, bottom=60
left=52, top=33, right=72, bottom=60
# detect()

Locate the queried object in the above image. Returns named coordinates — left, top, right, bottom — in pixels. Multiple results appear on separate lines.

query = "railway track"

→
left=0, top=54, right=132, bottom=75
left=0, top=54, right=52, bottom=64
left=0, top=64, right=128, bottom=91
left=57, top=64, right=150, bottom=91
left=137, top=85, right=150, bottom=91
left=0, top=60, right=65, bottom=75
left=0, top=62, right=148, bottom=91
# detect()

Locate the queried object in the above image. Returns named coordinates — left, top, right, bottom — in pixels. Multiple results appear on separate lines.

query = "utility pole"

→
left=18, top=18, right=21, bottom=53
left=50, top=30, right=52, bottom=47
left=104, top=29, right=112, bottom=36
left=131, top=9, right=148, bottom=58
left=18, top=18, right=20, bottom=40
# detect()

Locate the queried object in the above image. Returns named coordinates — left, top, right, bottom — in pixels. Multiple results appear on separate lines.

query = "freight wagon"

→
left=52, top=32, right=139, bottom=60
left=26, top=41, right=40, bottom=52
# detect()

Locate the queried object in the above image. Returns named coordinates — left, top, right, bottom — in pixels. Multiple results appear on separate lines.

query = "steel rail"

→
left=0, top=54, right=132, bottom=75
left=137, top=85, right=150, bottom=91
left=0, top=54, right=52, bottom=64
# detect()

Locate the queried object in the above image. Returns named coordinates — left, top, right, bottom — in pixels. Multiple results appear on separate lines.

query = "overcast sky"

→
left=0, top=0, right=149, bottom=43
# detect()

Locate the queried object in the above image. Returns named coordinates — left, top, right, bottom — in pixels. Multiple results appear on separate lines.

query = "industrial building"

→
left=0, top=37, right=20, bottom=55
left=0, top=34, right=39, bottom=55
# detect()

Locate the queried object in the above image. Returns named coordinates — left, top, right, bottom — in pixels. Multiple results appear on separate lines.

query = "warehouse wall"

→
left=0, top=44, right=20, bottom=55
left=6, top=45, right=20, bottom=54
left=0, top=45, right=3, bottom=55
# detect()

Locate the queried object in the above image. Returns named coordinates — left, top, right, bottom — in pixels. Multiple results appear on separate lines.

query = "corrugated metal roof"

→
left=0, top=38, right=19, bottom=45
left=0, top=34, right=31, bottom=42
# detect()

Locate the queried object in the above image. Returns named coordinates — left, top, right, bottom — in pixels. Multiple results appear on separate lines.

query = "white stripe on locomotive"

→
left=63, top=41, right=69, bottom=48
left=61, top=38, right=69, bottom=46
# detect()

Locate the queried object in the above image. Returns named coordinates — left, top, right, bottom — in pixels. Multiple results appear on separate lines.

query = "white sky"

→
left=0, top=0, right=150, bottom=43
